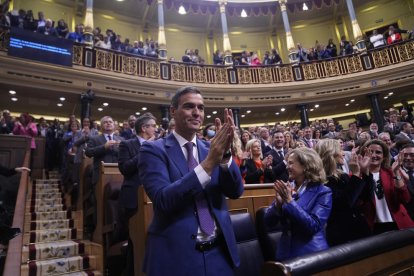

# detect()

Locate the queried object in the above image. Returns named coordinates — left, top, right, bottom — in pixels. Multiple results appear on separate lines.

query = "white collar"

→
left=173, top=131, right=197, bottom=148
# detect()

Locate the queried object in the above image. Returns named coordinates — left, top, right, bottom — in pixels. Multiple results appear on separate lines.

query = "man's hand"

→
left=201, top=109, right=235, bottom=175
left=105, top=140, right=120, bottom=150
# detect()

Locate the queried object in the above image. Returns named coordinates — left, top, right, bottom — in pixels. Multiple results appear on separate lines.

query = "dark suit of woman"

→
left=325, top=174, right=370, bottom=246
left=244, top=159, right=274, bottom=184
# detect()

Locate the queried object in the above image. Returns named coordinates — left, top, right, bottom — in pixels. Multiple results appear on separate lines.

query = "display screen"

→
left=8, top=27, right=73, bottom=67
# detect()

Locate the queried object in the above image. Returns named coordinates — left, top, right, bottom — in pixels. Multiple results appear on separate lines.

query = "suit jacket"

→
left=269, top=148, right=289, bottom=182
left=138, top=134, right=244, bottom=275
left=394, top=132, right=413, bottom=144
left=359, top=168, right=414, bottom=231
left=405, top=170, right=414, bottom=221
left=118, top=137, right=142, bottom=209
left=264, top=183, right=332, bottom=261
left=244, top=159, right=274, bottom=184
left=85, top=134, right=123, bottom=184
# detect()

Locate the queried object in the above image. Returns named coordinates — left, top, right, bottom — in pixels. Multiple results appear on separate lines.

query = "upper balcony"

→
left=1, top=29, right=414, bottom=124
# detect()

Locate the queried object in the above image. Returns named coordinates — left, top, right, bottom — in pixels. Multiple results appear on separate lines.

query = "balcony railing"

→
left=2, top=28, right=414, bottom=85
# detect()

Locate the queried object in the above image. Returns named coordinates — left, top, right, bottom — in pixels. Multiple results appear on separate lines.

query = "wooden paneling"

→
left=0, top=135, right=31, bottom=168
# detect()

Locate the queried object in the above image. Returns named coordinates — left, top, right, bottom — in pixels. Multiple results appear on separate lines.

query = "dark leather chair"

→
left=262, top=228, right=414, bottom=276
left=230, top=212, right=265, bottom=276
left=255, top=207, right=282, bottom=261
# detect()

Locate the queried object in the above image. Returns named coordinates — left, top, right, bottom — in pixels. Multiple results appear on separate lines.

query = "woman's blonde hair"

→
left=315, top=139, right=342, bottom=178
left=288, top=147, right=326, bottom=184
left=245, top=139, right=262, bottom=159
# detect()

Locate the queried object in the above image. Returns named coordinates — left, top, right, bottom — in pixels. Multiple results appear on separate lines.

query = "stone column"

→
left=83, top=0, right=94, bottom=48
left=297, top=104, right=309, bottom=129
left=368, top=94, right=384, bottom=131
left=231, top=108, right=240, bottom=129
left=219, top=0, right=232, bottom=65
left=345, top=0, right=365, bottom=51
left=279, top=0, right=297, bottom=63
left=157, top=0, right=167, bottom=59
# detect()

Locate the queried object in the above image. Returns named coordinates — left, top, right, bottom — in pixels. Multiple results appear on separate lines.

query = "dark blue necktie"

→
left=184, top=142, right=215, bottom=235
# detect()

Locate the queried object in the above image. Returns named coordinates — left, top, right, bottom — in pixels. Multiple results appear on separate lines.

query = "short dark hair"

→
left=135, top=112, right=156, bottom=134
left=171, top=86, right=202, bottom=109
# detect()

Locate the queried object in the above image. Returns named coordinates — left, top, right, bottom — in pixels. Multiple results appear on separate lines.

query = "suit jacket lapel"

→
left=165, top=134, right=188, bottom=176
left=297, top=184, right=319, bottom=210
left=197, top=139, right=208, bottom=163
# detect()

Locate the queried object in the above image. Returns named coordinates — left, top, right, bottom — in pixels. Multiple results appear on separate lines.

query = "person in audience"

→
left=301, top=126, right=315, bottom=148
left=66, top=23, right=84, bottom=43
left=384, top=112, right=400, bottom=136
left=400, top=143, right=414, bottom=220
left=23, top=10, right=36, bottom=31
left=36, top=11, right=45, bottom=29
left=359, top=140, right=414, bottom=235
left=239, top=51, right=250, bottom=65
left=244, top=138, right=274, bottom=184
left=270, top=48, right=282, bottom=65
left=202, top=123, right=215, bottom=141
left=387, top=26, right=402, bottom=44
left=145, top=39, right=158, bottom=58
left=182, top=49, right=192, bottom=63
left=120, top=115, right=136, bottom=140
left=313, top=128, right=322, bottom=143
left=394, top=122, right=413, bottom=144
left=71, top=117, right=98, bottom=206
left=316, top=139, right=371, bottom=246
left=192, top=49, right=205, bottom=64
left=283, top=131, right=295, bottom=150
left=137, top=86, right=243, bottom=275
left=118, top=112, right=156, bottom=276
left=369, top=123, right=379, bottom=139
left=0, top=110, right=14, bottom=134
left=13, top=113, right=37, bottom=150
left=85, top=116, right=124, bottom=235
left=340, top=35, right=353, bottom=56
left=213, top=50, right=224, bottom=65
left=130, top=40, right=145, bottom=55
left=370, top=29, right=385, bottom=48
left=326, top=38, right=337, bottom=57
left=250, top=52, right=261, bottom=66
left=262, top=51, right=271, bottom=65
left=259, top=127, right=271, bottom=155
left=37, top=18, right=57, bottom=36
left=296, top=43, right=309, bottom=62
left=267, top=131, right=289, bottom=182
left=264, top=147, right=332, bottom=261
left=400, top=109, right=413, bottom=123
left=56, top=19, right=69, bottom=38
left=240, top=130, right=251, bottom=153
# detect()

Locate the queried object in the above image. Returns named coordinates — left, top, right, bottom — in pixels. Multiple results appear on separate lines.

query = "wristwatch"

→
left=393, top=175, right=402, bottom=181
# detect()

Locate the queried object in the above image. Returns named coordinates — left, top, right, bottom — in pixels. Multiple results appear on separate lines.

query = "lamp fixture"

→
left=57, top=103, right=63, bottom=107
left=246, top=110, right=251, bottom=114
left=9, top=90, right=16, bottom=95
left=302, top=3, right=309, bottom=11
left=98, top=107, right=103, bottom=111
left=11, top=97, right=18, bottom=102
left=103, top=102, right=109, bottom=106
left=178, top=5, right=187, bottom=15
left=212, top=111, right=217, bottom=114
left=241, top=114, right=245, bottom=118
left=135, top=112, right=141, bottom=116
left=241, top=9, right=247, bottom=18
left=207, top=115, right=212, bottom=118
left=59, top=97, right=66, bottom=101
left=281, top=108, right=286, bottom=112
left=142, top=107, right=147, bottom=111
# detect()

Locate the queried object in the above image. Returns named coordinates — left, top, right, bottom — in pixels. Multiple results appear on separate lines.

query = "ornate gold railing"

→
left=2, top=28, right=414, bottom=85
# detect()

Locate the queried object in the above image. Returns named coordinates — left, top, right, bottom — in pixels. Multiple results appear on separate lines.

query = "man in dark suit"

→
left=120, top=115, right=136, bottom=140
left=394, top=122, right=413, bottom=144
left=301, top=126, right=316, bottom=149
left=118, top=112, right=156, bottom=276
left=401, top=143, right=414, bottom=220
left=138, top=86, right=243, bottom=275
left=267, top=131, right=289, bottom=182
left=85, top=116, right=123, bottom=235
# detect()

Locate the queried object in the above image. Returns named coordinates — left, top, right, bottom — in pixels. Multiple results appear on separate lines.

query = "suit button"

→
left=194, top=211, right=197, bottom=216
left=191, top=234, right=196, bottom=239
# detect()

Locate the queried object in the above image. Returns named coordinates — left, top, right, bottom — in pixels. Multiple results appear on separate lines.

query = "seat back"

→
left=230, top=212, right=264, bottom=276
left=255, top=207, right=283, bottom=261
left=103, top=181, right=127, bottom=253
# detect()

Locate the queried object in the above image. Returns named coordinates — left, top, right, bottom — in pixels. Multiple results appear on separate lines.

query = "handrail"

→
left=1, top=28, right=414, bottom=85
left=3, top=140, right=31, bottom=276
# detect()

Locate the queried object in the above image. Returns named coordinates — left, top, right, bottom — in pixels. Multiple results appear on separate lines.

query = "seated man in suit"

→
left=267, top=131, right=289, bottom=182
left=138, top=86, right=244, bottom=276
left=401, top=143, right=414, bottom=220
left=118, top=112, right=156, bottom=276
left=84, top=116, right=123, bottom=235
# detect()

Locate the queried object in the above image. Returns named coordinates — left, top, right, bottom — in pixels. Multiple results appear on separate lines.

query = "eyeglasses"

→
left=375, top=180, right=384, bottom=199
left=403, top=153, right=414, bottom=158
